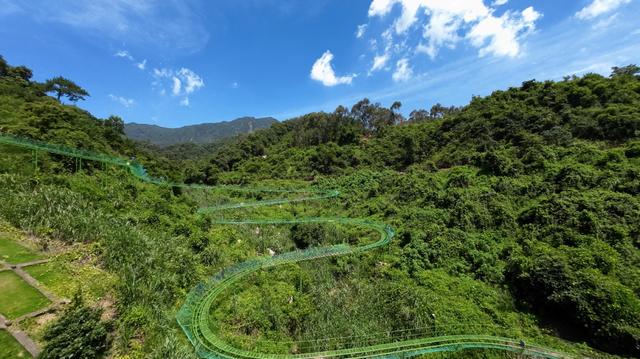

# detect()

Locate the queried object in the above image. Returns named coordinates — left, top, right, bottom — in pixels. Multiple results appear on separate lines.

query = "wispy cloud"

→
left=310, top=50, right=356, bottom=86
left=276, top=7, right=640, bottom=121
left=114, top=49, right=148, bottom=72
left=5, top=0, right=209, bottom=54
left=392, top=58, right=412, bottom=82
left=114, top=50, right=134, bottom=61
left=0, top=0, right=22, bottom=16
left=368, top=0, right=541, bottom=60
left=153, top=67, right=205, bottom=106
left=172, top=77, right=182, bottom=96
left=356, top=24, right=368, bottom=38
left=576, top=0, right=631, bottom=20
left=370, top=53, right=390, bottom=73
left=109, top=94, right=135, bottom=108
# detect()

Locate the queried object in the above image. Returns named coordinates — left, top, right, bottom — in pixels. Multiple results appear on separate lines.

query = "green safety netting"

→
left=0, top=132, right=571, bottom=359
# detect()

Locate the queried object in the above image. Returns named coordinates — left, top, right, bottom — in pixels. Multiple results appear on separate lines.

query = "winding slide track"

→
left=0, top=134, right=570, bottom=359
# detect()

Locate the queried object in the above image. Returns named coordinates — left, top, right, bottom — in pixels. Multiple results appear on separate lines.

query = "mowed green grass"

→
left=0, top=271, right=50, bottom=319
left=0, top=329, right=31, bottom=358
left=24, top=261, right=114, bottom=302
left=0, top=236, right=41, bottom=265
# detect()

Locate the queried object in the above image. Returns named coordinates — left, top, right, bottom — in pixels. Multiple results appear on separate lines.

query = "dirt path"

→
left=16, top=259, right=51, bottom=267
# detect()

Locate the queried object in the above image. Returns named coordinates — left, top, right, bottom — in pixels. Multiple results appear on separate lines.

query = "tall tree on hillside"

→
left=0, top=55, right=7, bottom=77
left=8, top=65, right=33, bottom=81
left=44, top=76, right=90, bottom=102
left=611, top=64, right=640, bottom=78
left=429, top=103, right=459, bottom=119
left=391, top=101, right=403, bottom=125
left=351, top=98, right=375, bottom=132
left=104, top=115, right=125, bottom=134
left=409, top=109, right=429, bottom=122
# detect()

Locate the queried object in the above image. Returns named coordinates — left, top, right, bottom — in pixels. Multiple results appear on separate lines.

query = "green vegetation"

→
left=42, top=76, right=90, bottom=103
left=24, top=257, right=115, bottom=302
left=0, top=235, right=41, bottom=264
left=0, top=329, right=32, bottom=358
left=39, top=292, right=110, bottom=359
left=0, top=271, right=50, bottom=319
left=181, top=65, right=640, bottom=356
left=125, top=116, right=278, bottom=147
left=0, top=54, right=639, bottom=358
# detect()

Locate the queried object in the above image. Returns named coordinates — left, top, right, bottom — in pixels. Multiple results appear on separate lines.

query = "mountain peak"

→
left=124, top=116, right=277, bottom=146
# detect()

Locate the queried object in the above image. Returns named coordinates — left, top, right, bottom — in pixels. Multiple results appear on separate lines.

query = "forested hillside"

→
left=182, top=65, right=640, bottom=356
left=125, top=117, right=278, bottom=147
left=0, top=54, right=639, bottom=358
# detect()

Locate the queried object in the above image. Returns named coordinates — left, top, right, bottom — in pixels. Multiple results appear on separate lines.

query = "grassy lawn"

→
left=24, top=260, right=114, bottom=302
left=0, top=271, right=50, bottom=319
left=0, top=329, right=31, bottom=358
left=0, top=235, right=41, bottom=265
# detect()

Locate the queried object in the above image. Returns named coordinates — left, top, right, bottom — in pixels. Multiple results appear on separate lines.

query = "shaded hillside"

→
left=125, top=117, right=277, bottom=146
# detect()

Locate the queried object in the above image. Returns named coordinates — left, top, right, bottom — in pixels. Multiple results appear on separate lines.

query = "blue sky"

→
left=1, top=0, right=639, bottom=127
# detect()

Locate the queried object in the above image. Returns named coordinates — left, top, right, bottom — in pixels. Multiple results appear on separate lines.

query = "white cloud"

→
left=467, top=6, right=541, bottom=58
left=310, top=50, right=355, bottom=86
left=417, top=10, right=464, bottom=58
left=593, top=13, right=619, bottom=29
left=153, top=68, right=171, bottom=78
left=356, top=24, right=368, bottom=38
left=115, top=50, right=147, bottom=71
left=171, top=77, right=182, bottom=96
left=371, top=53, right=390, bottom=72
left=114, top=50, right=134, bottom=61
left=576, top=0, right=631, bottom=20
left=368, top=0, right=396, bottom=17
left=152, top=67, right=204, bottom=105
left=367, top=0, right=542, bottom=60
left=492, top=0, right=508, bottom=6
left=177, top=68, right=204, bottom=94
left=392, top=58, right=413, bottom=82
left=109, top=94, right=135, bottom=108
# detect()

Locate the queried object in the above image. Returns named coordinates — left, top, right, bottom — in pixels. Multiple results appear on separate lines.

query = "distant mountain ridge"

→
left=124, top=116, right=277, bottom=146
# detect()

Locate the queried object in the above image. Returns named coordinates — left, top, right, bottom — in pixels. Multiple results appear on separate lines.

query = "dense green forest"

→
left=0, top=54, right=639, bottom=358
left=124, top=116, right=277, bottom=147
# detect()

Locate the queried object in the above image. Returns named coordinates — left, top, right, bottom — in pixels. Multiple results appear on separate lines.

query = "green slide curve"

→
left=0, top=133, right=571, bottom=359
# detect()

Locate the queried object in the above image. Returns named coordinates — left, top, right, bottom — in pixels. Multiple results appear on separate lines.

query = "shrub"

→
left=40, top=292, right=110, bottom=359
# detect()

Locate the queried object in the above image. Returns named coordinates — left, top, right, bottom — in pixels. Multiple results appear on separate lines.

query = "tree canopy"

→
left=43, top=76, right=90, bottom=102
